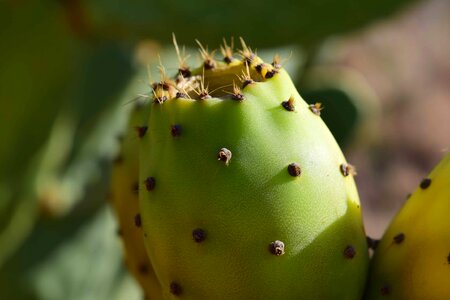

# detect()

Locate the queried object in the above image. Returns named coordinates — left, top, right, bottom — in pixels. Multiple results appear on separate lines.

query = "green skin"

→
left=110, top=102, right=162, bottom=299
left=139, top=65, right=368, bottom=299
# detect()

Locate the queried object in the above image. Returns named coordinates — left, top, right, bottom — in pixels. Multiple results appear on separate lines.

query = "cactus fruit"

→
left=364, top=152, right=450, bottom=300
left=109, top=101, right=162, bottom=299
left=138, top=38, right=369, bottom=299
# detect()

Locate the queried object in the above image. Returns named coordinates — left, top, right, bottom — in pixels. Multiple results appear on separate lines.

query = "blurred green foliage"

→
left=0, top=206, right=142, bottom=300
left=0, top=0, right=415, bottom=298
left=0, top=1, right=75, bottom=194
left=79, top=0, right=412, bottom=47
left=0, top=0, right=133, bottom=269
left=0, top=0, right=78, bottom=269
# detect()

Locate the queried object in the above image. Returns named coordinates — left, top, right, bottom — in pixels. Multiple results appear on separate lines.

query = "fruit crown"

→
left=147, top=35, right=286, bottom=103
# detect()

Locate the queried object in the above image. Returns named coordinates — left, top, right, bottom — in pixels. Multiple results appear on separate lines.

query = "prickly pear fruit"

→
left=139, top=39, right=369, bottom=299
left=110, top=101, right=162, bottom=299
left=364, top=152, right=450, bottom=300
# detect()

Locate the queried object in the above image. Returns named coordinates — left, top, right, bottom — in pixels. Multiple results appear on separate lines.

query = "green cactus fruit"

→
left=139, top=39, right=369, bottom=299
left=110, top=101, right=162, bottom=299
left=364, top=152, right=450, bottom=300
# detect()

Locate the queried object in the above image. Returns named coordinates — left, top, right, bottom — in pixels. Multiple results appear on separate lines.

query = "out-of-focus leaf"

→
left=0, top=0, right=80, bottom=268
left=30, top=208, right=124, bottom=300
left=0, top=1, right=78, bottom=186
left=0, top=154, right=40, bottom=273
left=0, top=204, right=142, bottom=300
left=74, top=0, right=415, bottom=47
left=0, top=0, right=135, bottom=265
left=35, top=44, right=135, bottom=216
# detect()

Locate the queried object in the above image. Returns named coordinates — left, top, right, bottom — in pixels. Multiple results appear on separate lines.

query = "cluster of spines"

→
left=143, top=37, right=290, bottom=104
left=220, top=38, right=235, bottom=64
left=237, top=37, right=279, bottom=79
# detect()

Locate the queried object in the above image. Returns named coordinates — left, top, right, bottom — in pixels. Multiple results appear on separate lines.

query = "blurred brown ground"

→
left=330, top=0, right=450, bottom=237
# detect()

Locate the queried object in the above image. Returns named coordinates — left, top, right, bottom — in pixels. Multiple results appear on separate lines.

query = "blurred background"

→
left=0, top=0, right=448, bottom=299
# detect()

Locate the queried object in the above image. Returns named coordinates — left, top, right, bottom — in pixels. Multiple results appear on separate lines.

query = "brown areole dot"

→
left=135, top=126, right=148, bottom=138
left=192, top=228, right=206, bottom=243
left=144, top=177, right=156, bottom=191
left=223, top=56, right=233, bottom=64
left=281, top=96, right=295, bottom=111
left=231, top=83, right=245, bottom=101
left=113, top=154, right=123, bottom=164
left=171, top=124, right=182, bottom=137
left=178, top=68, right=191, bottom=78
left=255, top=64, right=263, bottom=74
left=344, top=245, right=356, bottom=259
left=199, top=92, right=212, bottom=100
left=105, top=191, right=112, bottom=202
left=309, top=102, right=323, bottom=116
left=138, top=263, right=149, bottom=274
left=447, top=252, right=450, bottom=264
left=380, top=284, right=391, bottom=296
left=116, top=133, right=125, bottom=143
left=221, top=39, right=234, bottom=63
left=393, top=233, right=405, bottom=244
left=196, top=39, right=216, bottom=70
left=232, top=93, right=245, bottom=101
left=340, top=163, right=357, bottom=177
left=176, top=92, right=188, bottom=99
left=170, top=282, right=182, bottom=296
left=272, top=54, right=282, bottom=69
left=154, top=81, right=171, bottom=91
left=217, top=148, right=232, bottom=165
left=116, top=228, right=123, bottom=236
left=154, top=95, right=168, bottom=104
left=420, top=178, right=432, bottom=189
left=269, top=240, right=285, bottom=256
left=242, top=54, right=255, bottom=65
left=134, top=214, right=141, bottom=227
left=366, top=236, right=380, bottom=250
left=203, top=60, right=216, bottom=70
left=272, top=60, right=282, bottom=69
left=161, top=82, right=171, bottom=91
left=265, top=69, right=277, bottom=78
left=242, top=79, right=254, bottom=89
left=132, top=182, right=139, bottom=194
left=287, top=163, right=301, bottom=177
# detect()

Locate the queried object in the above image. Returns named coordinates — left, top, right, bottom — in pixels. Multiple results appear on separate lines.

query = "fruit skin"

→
left=364, top=152, right=450, bottom=300
left=109, top=101, right=162, bottom=299
left=139, top=47, right=369, bottom=299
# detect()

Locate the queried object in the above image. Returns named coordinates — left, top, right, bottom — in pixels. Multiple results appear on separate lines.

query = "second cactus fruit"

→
left=365, top=152, right=450, bottom=300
